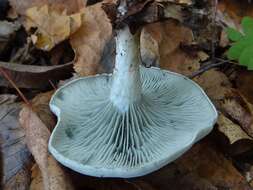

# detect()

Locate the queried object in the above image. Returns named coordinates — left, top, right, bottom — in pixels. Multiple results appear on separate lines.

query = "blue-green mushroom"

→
left=48, top=25, right=217, bottom=178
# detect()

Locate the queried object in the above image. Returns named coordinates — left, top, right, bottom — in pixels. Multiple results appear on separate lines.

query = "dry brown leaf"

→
left=19, top=106, right=73, bottom=190
left=236, top=70, right=253, bottom=104
left=30, top=164, right=43, bottom=190
left=221, top=91, right=253, bottom=138
left=3, top=168, right=31, bottom=190
left=163, top=4, right=184, bottom=22
left=0, top=61, right=73, bottom=89
left=217, top=113, right=252, bottom=144
left=70, top=3, right=112, bottom=76
left=24, top=5, right=82, bottom=51
left=9, top=0, right=85, bottom=15
left=194, top=69, right=232, bottom=101
left=195, top=69, right=253, bottom=138
left=139, top=140, right=250, bottom=189
left=218, top=0, right=253, bottom=28
left=29, top=156, right=73, bottom=190
left=31, top=91, right=55, bottom=131
left=176, top=141, right=251, bottom=190
left=0, top=96, right=32, bottom=189
left=141, top=20, right=204, bottom=75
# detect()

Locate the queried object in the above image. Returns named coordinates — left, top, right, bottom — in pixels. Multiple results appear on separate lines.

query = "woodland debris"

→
left=217, top=113, right=252, bottom=144
left=0, top=95, right=32, bottom=189
left=0, top=61, right=73, bottom=89
left=24, top=5, right=83, bottom=51
left=19, top=105, right=74, bottom=190
left=3, top=167, right=31, bottom=190
left=70, top=3, right=112, bottom=76
left=9, top=0, right=85, bottom=15
left=236, top=69, right=253, bottom=104
left=0, top=21, right=20, bottom=40
left=141, top=19, right=205, bottom=75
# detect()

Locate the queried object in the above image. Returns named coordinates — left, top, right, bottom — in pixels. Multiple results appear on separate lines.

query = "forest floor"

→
left=1, top=0, right=253, bottom=189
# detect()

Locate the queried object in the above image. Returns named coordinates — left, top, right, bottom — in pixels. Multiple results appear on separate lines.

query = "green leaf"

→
left=242, top=16, right=253, bottom=36
left=226, top=16, right=253, bottom=71
left=239, top=45, right=253, bottom=66
left=226, top=28, right=243, bottom=41
left=227, top=38, right=251, bottom=60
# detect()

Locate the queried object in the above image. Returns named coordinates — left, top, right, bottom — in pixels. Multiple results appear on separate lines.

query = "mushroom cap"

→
left=49, top=66, right=218, bottom=178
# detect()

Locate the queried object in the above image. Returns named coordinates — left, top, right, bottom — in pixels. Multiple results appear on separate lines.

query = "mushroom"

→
left=48, top=6, right=218, bottom=178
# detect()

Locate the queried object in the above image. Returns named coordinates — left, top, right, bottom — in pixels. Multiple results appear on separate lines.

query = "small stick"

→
left=211, top=0, right=218, bottom=64
left=49, top=80, right=57, bottom=90
left=0, top=67, right=31, bottom=107
left=188, top=60, right=228, bottom=79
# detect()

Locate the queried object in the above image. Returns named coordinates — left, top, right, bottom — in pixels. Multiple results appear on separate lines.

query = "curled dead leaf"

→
left=0, top=61, right=73, bottom=89
left=236, top=70, right=253, bottom=104
left=194, top=69, right=232, bottom=101
left=217, top=113, right=252, bottom=144
left=19, top=106, right=73, bottom=190
left=176, top=141, right=252, bottom=190
left=24, top=5, right=83, bottom=51
left=221, top=91, right=253, bottom=138
left=195, top=69, right=253, bottom=139
left=141, top=20, right=204, bottom=75
left=0, top=96, right=32, bottom=189
left=70, top=3, right=112, bottom=76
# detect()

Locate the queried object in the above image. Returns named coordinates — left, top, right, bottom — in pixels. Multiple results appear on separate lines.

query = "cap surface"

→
left=49, top=66, right=218, bottom=178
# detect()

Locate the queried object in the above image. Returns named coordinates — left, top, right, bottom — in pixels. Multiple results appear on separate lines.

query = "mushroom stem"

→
left=110, top=26, right=142, bottom=112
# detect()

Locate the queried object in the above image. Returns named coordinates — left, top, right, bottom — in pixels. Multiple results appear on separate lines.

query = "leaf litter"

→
left=0, top=0, right=253, bottom=189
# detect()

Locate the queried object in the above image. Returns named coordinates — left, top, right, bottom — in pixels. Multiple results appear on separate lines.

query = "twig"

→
left=0, top=67, right=31, bottom=107
left=49, top=80, right=57, bottom=90
left=188, top=60, right=228, bottom=78
left=211, top=0, right=218, bottom=64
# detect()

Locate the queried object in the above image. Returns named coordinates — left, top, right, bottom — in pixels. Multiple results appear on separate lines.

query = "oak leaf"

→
left=19, top=106, right=73, bottom=190
left=25, top=5, right=83, bottom=51
left=70, top=3, right=112, bottom=76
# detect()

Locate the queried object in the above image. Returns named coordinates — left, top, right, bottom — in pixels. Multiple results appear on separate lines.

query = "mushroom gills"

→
left=49, top=66, right=217, bottom=177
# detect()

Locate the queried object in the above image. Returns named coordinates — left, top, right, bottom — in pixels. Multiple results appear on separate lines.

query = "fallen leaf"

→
left=0, top=61, right=73, bottom=89
left=30, top=164, right=43, bottom=190
left=19, top=106, right=74, bottom=190
left=70, top=3, right=112, bottom=76
left=9, top=0, right=85, bottom=15
left=24, top=5, right=82, bottom=51
left=195, top=69, right=253, bottom=138
left=0, top=95, right=32, bottom=189
left=218, top=0, right=253, bottom=29
left=31, top=91, right=55, bottom=131
left=145, top=165, right=218, bottom=190
left=3, top=167, right=31, bottom=190
left=163, top=3, right=184, bottom=22
left=0, top=94, right=17, bottom=104
left=141, top=20, right=204, bottom=75
left=217, top=113, right=252, bottom=144
left=221, top=91, right=253, bottom=138
left=176, top=140, right=251, bottom=190
left=194, top=69, right=232, bottom=101
left=236, top=69, right=253, bottom=104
